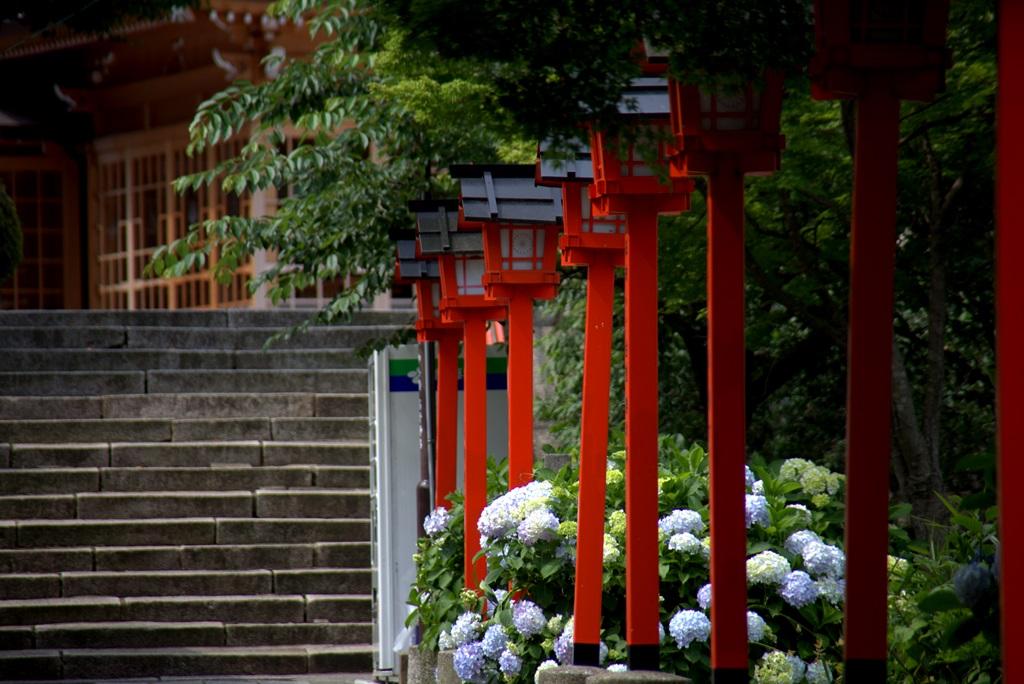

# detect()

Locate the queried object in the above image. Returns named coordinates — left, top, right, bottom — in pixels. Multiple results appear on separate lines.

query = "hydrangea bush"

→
left=410, top=438, right=858, bottom=683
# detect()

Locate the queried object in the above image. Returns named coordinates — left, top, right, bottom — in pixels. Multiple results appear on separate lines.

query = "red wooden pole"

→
left=706, top=164, right=749, bottom=678
left=435, top=333, right=460, bottom=509
left=843, top=90, right=900, bottom=679
left=507, top=293, right=535, bottom=489
left=625, top=205, right=661, bottom=670
left=463, top=316, right=489, bottom=588
left=997, top=2, right=1023, bottom=680
left=572, top=253, right=617, bottom=666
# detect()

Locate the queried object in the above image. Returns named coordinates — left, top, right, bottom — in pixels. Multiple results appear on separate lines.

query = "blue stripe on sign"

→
left=390, top=374, right=508, bottom=393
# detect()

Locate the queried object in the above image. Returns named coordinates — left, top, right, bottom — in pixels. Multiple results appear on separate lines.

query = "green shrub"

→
left=0, top=182, right=22, bottom=284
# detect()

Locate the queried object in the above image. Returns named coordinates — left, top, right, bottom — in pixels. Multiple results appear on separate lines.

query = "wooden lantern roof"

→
left=450, top=164, right=563, bottom=225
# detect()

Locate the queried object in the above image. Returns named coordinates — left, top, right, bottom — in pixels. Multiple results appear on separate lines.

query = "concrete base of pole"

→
left=436, top=649, right=458, bottom=684
left=586, top=671, right=691, bottom=684
left=538, top=665, right=606, bottom=684
left=408, top=644, right=438, bottom=684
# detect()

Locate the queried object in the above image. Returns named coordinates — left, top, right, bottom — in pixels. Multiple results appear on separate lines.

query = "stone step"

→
left=0, top=489, right=371, bottom=520
left=0, top=593, right=371, bottom=626
left=0, top=324, right=404, bottom=350
left=7, top=518, right=370, bottom=548
left=0, top=568, right=372, bottom=600
left=0, top=419, right=173, bottom=444
left=0, top=349, right=360, bottom=372
left=0, top=371, right=145, bottom=397
left=0, top=644, right=374, bottom=679
left=0, top=369, right=366, bottom=398
left=147, top=369, right=366, bottom=394
left=0, top=468, right=100, bottom=495
left=0, top=542, right=370, bottom=574
left=0, top=308, right=412, bottom=328
left=3, top=442, right=369, bottom=470
left=125, top=325, right=402, bottom=350
left=0, top=392, right=362, bottom=421
left=3, top=620, right=373, bottom=650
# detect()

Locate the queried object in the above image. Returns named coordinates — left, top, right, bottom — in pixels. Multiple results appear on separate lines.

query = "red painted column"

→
left=843, top=90, right=900, bottom=679
left=997, top=2, right=1023, bottom=680
left=624, top=205, right=661, bottom=670
left=435, top=334, right=460, bottom=509
left=706, top=163, right=749, bottom=678
left=507, top=294, right=535, bottom=489
left=462, top=317, right=489, bottom=588
left=572, top=253, right=617, bottom=665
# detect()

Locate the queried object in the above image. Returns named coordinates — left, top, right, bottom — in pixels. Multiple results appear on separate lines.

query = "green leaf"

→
left=917, top=588, right=962, bottom=613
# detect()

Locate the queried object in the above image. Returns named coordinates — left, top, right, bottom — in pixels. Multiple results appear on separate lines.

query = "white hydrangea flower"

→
left=535, top=659, right=558, bottom=684
left=667, top=532, right=702, bottom=555
left=603, top=533, right=621, bottom=564
left=517, top=507, right=560, bottom=546
left=747, top=551, right=792, bottom=586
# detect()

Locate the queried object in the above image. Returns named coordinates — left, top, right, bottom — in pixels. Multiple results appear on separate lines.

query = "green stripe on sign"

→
left=388, top=356, right=508, bottom=377
left=389, top=358, right=419, bottom=376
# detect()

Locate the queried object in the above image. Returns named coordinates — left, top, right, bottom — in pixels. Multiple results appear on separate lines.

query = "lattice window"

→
left=94, top=133, right=253, bottom=309
left=0, top=162, right=73, bottom=310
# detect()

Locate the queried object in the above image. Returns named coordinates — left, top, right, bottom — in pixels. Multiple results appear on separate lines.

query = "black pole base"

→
left=573, top=643, right=601, bottom=667
left=627, top=644, right=659, bottom=671
left=844, top=659, right=887, bottom=682
left=711, top=668, right=748, bottom=684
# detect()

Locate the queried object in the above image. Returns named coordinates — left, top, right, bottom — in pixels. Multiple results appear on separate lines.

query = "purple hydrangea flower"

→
left=453, top=641, right=486, bottom=683
left=802, top=541, right=845, bottom=578
left=747, top=611, right=767, bottom=642
left=668, top=609, right=711, bottom=649
left=745, top=494, right=770, bottom=528
left=784, top=530, right=822, bottom=556
left=499, top=649, right=522, bottom=675
left=697, top=583, right=712, bottom=611
left=512, top=599, right=546, bottom=637
left=423, top=506, right=451, bottom=536
left=780, top=570, right=819, bottom=608
left=481, top=624, right=507, bottom=658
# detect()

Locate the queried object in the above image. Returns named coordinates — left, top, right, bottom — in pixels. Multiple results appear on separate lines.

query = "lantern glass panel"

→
left=580, top=191, right=622, bottom=235
left=698, top=87, right=760, bottom=132
left=851, top=0, right=926, bottom=44
left=499, top=226, right=545, bottom=271
left=431, top=282, right=441, bottom=318
left=455, top=257, right=486, bottom=296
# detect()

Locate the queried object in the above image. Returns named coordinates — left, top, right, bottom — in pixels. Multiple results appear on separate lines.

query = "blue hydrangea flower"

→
left=788, top=655, right=807, bottom=681
left=453, top=641, right=486, bottom=683
left=668, top=609, right=711, bottom=649
left=784, top=530, right=822, bottom=556
left=697, top=583, right=712, bottom=611
left=658, top=509, right=705, bottom=536
left=517, top=507, right=560, bottom=546
left=747, top=551, right=792, bottom=586
left=667, top=532, right=702, bottom=555
left=512, top=599, right=546, bottom=637
left=806, top=660, right=832, bottom=684
left=745, top=494, right=771, bottom=528
left=599, top=641, right=609, bottom=664
left=554, top=621, right=573, bottom=665
left=747, top=611, right=767, bottom=643
left=745, top=465, right=756, bottom=488
left=802, top=541, right=845, bottom=578
left=953, top=562, right=996, bottom=610
left=481, top=624, right=507, bottom=659
left=423, top=506, right=451, bottom=536
left=450, top=611, right=482, bottom=646
left=499, top=649, right=522, bottom=675
left=752, top=480, right=765, bottom=496
left=779, top=570, right=819, bottom=608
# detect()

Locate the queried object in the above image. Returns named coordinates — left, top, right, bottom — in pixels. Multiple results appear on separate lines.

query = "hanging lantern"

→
left=589, top=77, right=692, bottom=215
left=409, top=198, right=482, bottom=255
left=668, top=71, right=786, bottom=176
left=536, top=140, right=626, bottom=266
left=451, top=164, right=562, bottom=300
left=810, top=0, right=951, bottom=100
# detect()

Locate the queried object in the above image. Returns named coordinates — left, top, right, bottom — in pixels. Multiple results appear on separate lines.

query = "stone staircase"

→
left=0, top=309, right=410, bottom=680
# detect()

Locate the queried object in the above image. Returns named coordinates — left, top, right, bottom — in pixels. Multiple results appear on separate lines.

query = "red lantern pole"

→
left=462, top=314, right=490, bottom=588
left=705, top=161, right=750, bottom=676
left=507, top=293, right=536, bottom=488
left=624, top=202, right=662, bottom=669
left=997, top=1, right=1022, bottom=679
left=572, top=251, right=617, bottom=663
left=435, top=332, right=460, bottom=509
left=842, top=90, right=900, bottom=678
